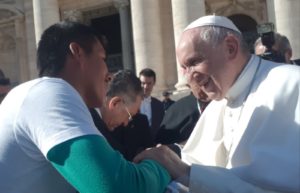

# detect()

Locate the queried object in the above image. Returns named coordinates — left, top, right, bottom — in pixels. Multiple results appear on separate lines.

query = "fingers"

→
left=133, top=150, right=147, bottom=163
left=133, top=145, right=167, bottom=163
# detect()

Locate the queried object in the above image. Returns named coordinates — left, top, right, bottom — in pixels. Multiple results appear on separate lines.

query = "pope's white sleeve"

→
left=189, top=164, right=282, bottom=193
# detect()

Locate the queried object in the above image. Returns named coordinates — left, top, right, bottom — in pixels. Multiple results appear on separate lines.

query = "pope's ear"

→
left=224, top=35, right=238, bottom=59
left=107, top=96, right=123, bottom=110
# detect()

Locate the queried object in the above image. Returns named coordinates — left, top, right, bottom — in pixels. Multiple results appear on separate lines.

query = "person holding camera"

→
left=254, top=32, right=300, bottom=65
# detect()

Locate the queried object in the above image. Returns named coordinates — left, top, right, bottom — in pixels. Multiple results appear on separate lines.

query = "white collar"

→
left=143, top=96, right=152, bottom=103
left=225, top=55, right=261, bottom=105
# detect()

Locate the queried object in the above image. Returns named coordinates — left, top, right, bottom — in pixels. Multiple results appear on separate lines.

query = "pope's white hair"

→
left=194, top=26, right=249, bottom=53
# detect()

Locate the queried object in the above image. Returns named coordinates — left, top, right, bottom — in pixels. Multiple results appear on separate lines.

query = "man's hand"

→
left=133, top=144, right=190, bottom=184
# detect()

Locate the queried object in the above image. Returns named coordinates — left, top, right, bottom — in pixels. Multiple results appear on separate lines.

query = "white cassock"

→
left=181, top=55, right=300, bottom=193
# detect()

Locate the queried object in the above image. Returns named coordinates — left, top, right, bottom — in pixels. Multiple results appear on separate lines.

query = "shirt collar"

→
left=225, top=55, right=261, bottom=103
left=143, top=96, right=152, bottom=103
left=95, top=108, right=102, bottom=118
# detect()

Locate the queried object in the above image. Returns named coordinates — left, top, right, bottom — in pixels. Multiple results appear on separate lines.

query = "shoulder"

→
left=133, top=113, right=148, bottom=122
left=18, top=78, right=88, bottom=121
left=253, top=63, right=300, bottom=106
left=260, top=62, right=300, bottom=86
left=176, top=94, right=197, bottom=106
left=34, top=77, right=78, bottom=95
left=151, top=97, right=162, bottom=102
left=151, top=97, right=163, bottom=105
left=164, top=95, right=199, bottom=119
left=2, top=78, right=78, bottom=108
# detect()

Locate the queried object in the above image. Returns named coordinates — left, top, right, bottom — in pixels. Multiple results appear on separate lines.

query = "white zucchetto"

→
left=184, top=15, right=241, bottom=34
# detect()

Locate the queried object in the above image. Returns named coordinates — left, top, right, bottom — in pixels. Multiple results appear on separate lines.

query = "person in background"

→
left=139, top=68, right=164, bottom=141
left=134, top=15, right=300, bottom=193
left=0, top=21, right=170, bottom=193
left=111, top=112, right=153, bottom=161
left=161, top=91, right=175, bottom=112
left=97, top=70, right=142, bottom=130
left=254, top=32, right=300, bottom=65
left=91, top=70, right=153, bottom=161
left=156, top=91, right=210, bottom=145
left=0, top=69, right=11, bottom=103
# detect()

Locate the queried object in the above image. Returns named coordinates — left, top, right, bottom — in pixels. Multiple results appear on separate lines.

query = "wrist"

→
left=173, top=163, right=190, bottom=186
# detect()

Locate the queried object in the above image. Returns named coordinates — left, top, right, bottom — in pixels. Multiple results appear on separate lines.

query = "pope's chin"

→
left=209, top=93, right=224, bottom=101
left=202, top=91, right=223, bottom=101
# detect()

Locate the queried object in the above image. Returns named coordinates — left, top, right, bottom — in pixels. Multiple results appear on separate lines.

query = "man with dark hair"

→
left=90, top=70, right=153, bottom=161
left=100, top=70, right=143, bottom=130
left=0, top=21, right=170, bottom=193
left=139, top=68, right=164, bottom=140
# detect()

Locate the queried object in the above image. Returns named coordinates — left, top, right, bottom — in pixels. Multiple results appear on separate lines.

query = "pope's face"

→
left=177, top=28, right=238, bottom=101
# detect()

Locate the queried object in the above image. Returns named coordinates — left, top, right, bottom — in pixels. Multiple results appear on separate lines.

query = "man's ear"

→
left=224, top=35, right=238, bottom=60
left=69, top=42, right=83, bottom=59
left=108, top=96, right=123, bottom=110
left=285, top=49, right=293, bottom=63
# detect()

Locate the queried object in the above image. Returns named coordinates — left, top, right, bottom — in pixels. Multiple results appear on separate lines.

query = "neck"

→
left=233, top=53, right=252, bottom=84
left=144, top=95, right=151, bottom=99
left=58, top=65, right=89, bottom=106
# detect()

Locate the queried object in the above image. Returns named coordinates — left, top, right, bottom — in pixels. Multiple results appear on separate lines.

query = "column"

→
left=15, top=17, right=29, bottom=82
left=33, top=0, right=60, bottom=45
left=131, top=0, right=169, bottom=93
left=113, top=0, right=135, bottom=71
left=266, top=0, right=276, bottom=28
left=24, top=0, right=38, bottom=79
left=171, top=0, right=205, bottom=91
left=273, top=0, right=300, bottom=59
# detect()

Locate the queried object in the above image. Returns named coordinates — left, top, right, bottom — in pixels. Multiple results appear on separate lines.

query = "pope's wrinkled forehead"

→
left=177, top=28, right=203, bottom=51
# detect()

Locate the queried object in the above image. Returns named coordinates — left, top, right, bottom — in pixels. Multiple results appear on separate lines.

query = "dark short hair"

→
left=139, top=68, right=156, bottom=83
left=37, top=21, right=99, bottom=77
left=106, top=70, right=143, bottom=104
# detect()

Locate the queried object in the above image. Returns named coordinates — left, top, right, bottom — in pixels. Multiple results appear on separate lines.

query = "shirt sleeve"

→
left=189, top=164, right=283, bottom=193
left=17, top=79, right=101, bottom=156
left=47, top=135, right=171, bottom=193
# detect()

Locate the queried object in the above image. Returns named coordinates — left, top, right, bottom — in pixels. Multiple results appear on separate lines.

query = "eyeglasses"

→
left=123, top=105, right=133, bottom=122
left=182, top=65, right=195, bottom=78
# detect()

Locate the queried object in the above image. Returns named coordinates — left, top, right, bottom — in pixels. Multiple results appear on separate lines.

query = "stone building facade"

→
left=0, top=0, right=299, bottom=95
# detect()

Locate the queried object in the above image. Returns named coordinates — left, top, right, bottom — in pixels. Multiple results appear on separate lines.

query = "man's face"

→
left=83, top=40, right=110, bottom=108
left=177, top=29, right=238, bottom=101
left=105, top=95, right=142, bottom=130
left=140, top=75, right=155, bottom=98
left=254, top=42, right=267, bottom=56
